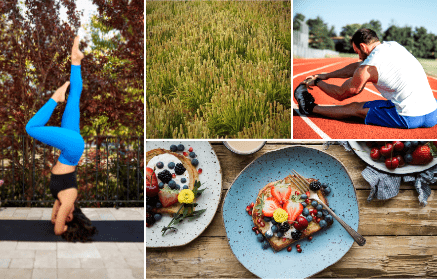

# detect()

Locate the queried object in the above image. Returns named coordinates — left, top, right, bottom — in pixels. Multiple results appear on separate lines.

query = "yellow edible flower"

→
left=273, top=208, right=288, bottom=223
left=178, top=189, right=195, bottom=204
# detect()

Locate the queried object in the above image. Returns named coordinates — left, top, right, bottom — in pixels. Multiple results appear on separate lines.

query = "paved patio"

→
left=0, top=207, right=144, bottom=279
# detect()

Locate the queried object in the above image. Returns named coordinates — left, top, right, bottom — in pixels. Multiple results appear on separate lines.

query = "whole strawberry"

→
left=410, top=145, right=433, bottom=165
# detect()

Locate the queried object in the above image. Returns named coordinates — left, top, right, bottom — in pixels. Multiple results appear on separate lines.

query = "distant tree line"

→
left=294, top=13, right=437, bottom=59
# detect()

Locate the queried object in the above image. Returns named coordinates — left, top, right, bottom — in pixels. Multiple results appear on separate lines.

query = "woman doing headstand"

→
left=26, top=36, right=96, bottom=240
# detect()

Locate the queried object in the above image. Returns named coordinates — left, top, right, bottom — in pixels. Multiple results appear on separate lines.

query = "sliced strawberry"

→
left=158, top=188, right=179, bottom=207
left=271, top=185, right=291, bottom=203
left=283, top=200, right=303, bottom=224
left=262, top=197, right=281, bottom=217
left=146, top=167, right=159, bottom=197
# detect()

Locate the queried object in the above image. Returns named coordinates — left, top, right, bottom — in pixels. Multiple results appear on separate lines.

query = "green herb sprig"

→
left=161, top=180, right=207, bottom=236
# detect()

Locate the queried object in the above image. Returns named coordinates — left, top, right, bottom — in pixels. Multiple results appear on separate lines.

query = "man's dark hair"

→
left=351, top=28, right=379, bottom=47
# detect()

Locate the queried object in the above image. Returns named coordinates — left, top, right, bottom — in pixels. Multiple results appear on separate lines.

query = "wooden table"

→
left=146, top=141, right=437, bottom=278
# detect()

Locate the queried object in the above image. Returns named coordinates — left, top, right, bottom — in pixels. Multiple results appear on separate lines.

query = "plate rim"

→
left=348, top=141, right=437, bottom=174
left=221, top=145, right=360, bottom=278
left=146, top=141, right=222, bottom=248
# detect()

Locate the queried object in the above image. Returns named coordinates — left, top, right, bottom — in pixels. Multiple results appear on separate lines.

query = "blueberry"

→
left=411, top=141, right=419, bottom=148
left=405, top=153, right=413, bottom=163
left=156, top=161, right=164, bottom=169
left=154, top=213, right=162, bottom=221
left=183, top=185, right=189, bottom=189
left=168, top=162, right=175, bottom=169
left=168, top=180, right=176, bottom=189
left=191, top=159, right=199, bottom=166
left=177, top=144, right=185, bottom=151
left=325, top=215, right=333, bottom=223
left=271, top=225, right=278, bottom=233
left=158, top=182, right=165, bottom=189
left=146, top=204, right=153, bottom=211
left=321, top=183, right=329, bottom=189
left=404, top=141, right=412, bottom=150
left=276, top=231, right=284, bottom=238
left=301, top=202, right=307, bottom=208
left=170, top=144, right=178, bottom=152
left=316, top=204, right=323, bottom=211
left=317, top=211, right=323, bottom=217
left=311, top=200, right=318, bottom=207
left=419, top=141, right=427, bottom=145
left=302, top=208, right=309, bottom=216
left=155, top=202, right=162, bottom=209
left=262, top=241, right=270, bottom=249
left=271, top=219, right=277, bottom=225
left=175, top=184, right=180, bottom=190
left=265, top=230, right=273, bottom=239
left=322, top=209, right=329, bottom=216
left=181, top=178, right=187, bottom=183
left=257, top=234, right=264, bottom=242
left=324, top=187, right=331, bottom=195
left=189, top=152, right=196, bottom=158
left=264, top=217, right=272, bottom=222
left=300, top=194, right=308, bottom=200
left=319, top=220, right=327, bottom=228
left=306, top=215, right=313, bottom=222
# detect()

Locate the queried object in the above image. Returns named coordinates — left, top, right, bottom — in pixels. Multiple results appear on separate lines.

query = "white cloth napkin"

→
left=324, top=141, right=434, bottom=206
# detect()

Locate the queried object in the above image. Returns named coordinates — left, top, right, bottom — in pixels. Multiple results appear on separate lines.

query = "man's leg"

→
left=312, top=102, right=369, bottom=120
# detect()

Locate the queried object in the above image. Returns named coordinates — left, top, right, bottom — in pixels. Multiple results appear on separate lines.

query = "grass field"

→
left=146, top=1, right=291, bottom=139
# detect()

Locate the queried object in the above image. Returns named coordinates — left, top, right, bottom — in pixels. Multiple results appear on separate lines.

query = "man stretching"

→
left=295, top=28, right=437, bottom=129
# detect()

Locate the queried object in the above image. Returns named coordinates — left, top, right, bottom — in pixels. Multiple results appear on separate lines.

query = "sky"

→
left=293, top=0, right=437, bottom=36
left=60, top=0, right=98, bottom=39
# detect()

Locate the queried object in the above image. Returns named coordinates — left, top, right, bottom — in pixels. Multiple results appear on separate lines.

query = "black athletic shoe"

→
left=294, top=84, right=317, bottom=115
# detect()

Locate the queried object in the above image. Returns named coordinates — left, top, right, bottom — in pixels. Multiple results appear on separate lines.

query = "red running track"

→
left=293, top=57, right=437, bottom=139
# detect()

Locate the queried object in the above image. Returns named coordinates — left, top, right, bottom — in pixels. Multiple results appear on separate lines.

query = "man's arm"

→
left=307, top=61, right=362, bottom=81
left=311, top=65, right=377, bottom=101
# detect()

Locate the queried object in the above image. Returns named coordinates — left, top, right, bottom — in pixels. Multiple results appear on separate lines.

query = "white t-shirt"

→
left=361, top=41, right=437, bottom=116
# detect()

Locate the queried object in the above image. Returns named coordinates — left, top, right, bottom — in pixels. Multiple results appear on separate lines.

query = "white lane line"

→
left=293, top=105, right=331, bottom=140
left=363, top=87, right=382, bottom=97
left=293, top=61, right=345, bottom=79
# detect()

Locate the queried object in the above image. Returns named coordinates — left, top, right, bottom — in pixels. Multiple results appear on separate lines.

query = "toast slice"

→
left=146, top=148, right=199, bottom=215
left=252, top=174, right=331, bottom=252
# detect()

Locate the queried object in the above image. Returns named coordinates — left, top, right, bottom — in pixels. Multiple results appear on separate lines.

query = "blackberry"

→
left=309, top=181, right=322, bottom=191
left=291, top=230, right=302, bottom=240
left=146, top=196, right=159, bottom=208
left=174, top=163, right=186, bottom=175
left=157, top=170, right=172, bottom=184
left=146, top=212, right=156, bottom=226
left=278, top=222, right=290, bottom=233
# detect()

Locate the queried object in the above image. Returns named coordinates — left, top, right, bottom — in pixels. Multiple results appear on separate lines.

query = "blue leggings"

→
left=26, top=65, right=84, bottom=166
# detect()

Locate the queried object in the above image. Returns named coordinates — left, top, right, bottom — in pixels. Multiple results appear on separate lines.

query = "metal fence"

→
left=0, top=135, right=144, bottom=208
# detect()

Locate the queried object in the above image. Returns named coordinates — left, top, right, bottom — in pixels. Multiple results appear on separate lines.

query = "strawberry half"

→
left=411, top=145, right=433, bottom=165
left=283, top=200, right=303, bottom=224
left=146, top=167, right=159, bottom=197
left=158, top=188, right=179, bottom=207
left=271, top=185, right=292, bottom=204
left=262, top=197, right=281, bottom=217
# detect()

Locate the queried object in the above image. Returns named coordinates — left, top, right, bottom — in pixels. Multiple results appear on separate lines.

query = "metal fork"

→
left=290, top=170, right=366, bottom=246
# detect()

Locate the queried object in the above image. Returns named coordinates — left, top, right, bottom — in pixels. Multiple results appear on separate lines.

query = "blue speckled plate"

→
left=222, top=146, right=359, bottom=279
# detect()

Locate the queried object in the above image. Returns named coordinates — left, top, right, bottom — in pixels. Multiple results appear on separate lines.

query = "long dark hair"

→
left=62, top=206, right=98, bottom=242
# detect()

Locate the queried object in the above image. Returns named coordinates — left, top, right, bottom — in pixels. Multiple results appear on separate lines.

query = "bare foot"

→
left=51, top=81, right=70, bottom=103
left=71, top=36, right=84, bottom=65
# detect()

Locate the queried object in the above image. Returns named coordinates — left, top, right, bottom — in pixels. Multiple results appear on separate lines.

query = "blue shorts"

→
left=363, top=100, right=437, bottom=129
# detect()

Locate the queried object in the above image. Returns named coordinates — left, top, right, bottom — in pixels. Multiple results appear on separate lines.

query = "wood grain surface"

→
left=146, top=141, right=437, bottom=278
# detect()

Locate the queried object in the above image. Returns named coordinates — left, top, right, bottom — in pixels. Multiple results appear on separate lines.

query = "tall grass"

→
left=146, top=0, right=291, bottom=139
